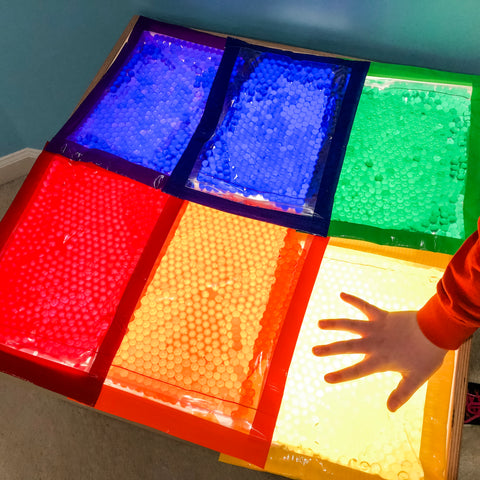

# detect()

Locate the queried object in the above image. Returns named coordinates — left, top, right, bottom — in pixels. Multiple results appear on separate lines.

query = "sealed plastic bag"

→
left=97, top=202, right=328, bottom=466
left=330, top=63, right=477, bottom=254
left=47, top=16, right=225, bottom=188
left=165, top=38, right=368, bottom=235
left=0, top=150, right=181, bottom=404
left=221, top=239, right=456, bottom=479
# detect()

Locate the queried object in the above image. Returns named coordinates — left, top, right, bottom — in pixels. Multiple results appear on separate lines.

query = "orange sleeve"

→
left=417, top=219, right=480, bottom=350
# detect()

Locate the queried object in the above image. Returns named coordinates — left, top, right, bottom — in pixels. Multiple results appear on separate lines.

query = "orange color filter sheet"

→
left=98, top=202, right=325, bottom=466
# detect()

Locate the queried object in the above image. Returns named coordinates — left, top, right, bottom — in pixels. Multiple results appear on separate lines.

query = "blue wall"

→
left=1, top=0, right=479, bottom=157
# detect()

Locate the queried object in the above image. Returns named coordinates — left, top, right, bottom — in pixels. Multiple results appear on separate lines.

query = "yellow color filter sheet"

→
left=223, top=239, right=454, bottom=479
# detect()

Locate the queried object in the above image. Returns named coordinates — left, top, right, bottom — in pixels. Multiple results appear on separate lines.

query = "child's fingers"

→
left=312, top=337, right=366, bottom=356
left=339, top=292, right=385, bottom=319
left=323, top=357, right=381, bottom=383
left=386, top=375, right=426, bottom=412
left=318, top=318, right=371, bottom=335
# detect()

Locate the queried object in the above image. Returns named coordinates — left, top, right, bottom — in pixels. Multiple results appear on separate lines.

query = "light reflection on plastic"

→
left=271, top=244, right=446, bottom=480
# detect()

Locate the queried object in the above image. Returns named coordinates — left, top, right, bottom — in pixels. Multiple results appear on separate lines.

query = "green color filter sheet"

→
left=330, top=75, right=472, bottom=253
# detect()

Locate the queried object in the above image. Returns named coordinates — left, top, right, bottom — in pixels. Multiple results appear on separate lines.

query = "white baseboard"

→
left=0, top=148, right=42, bottom=185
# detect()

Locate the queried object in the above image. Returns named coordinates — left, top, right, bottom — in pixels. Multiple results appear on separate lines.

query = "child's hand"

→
left=312, top=292, right=448, bottom=412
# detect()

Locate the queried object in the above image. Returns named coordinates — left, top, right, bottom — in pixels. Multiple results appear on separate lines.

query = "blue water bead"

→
left=195, top=50, right=350, bottom=211
left=68, top=31, right=223, bottom=176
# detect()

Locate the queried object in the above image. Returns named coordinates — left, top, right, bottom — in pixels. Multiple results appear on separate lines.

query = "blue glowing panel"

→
left=194, top=50, right=346, bottom=212
left=165, top=40, right=368, bottom=235
left=69, top=32, right=222, bottom=174
left=47, top=17, right=225, bottom=187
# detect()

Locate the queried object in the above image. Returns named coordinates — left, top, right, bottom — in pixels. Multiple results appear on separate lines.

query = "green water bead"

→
left=332, top=77, right=471, bottom=240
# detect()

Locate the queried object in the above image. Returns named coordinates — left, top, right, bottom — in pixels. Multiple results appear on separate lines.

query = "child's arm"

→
left=313, top=219, right=480, bottom=411
left=417, top=221, right=480, bottom=349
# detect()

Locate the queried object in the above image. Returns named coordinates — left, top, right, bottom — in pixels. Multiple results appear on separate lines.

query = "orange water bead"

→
left=108, top=202, right=307, bottom=425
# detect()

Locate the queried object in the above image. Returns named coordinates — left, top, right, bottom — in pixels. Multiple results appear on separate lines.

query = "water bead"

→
left=108, top=203, right=307, bottom=428
left=332, top=78, right=471, bottom=240
left=272, top=244, right=448, bottom=478
left=68, top=31, right=223, bottom=176
left=0, top=154, right=168, bottom=371
left=189, top=49, right=352, bottom=214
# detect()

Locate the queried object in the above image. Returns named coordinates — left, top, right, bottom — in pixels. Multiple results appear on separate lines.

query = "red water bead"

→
left=0, top=155, right=168, bottom=371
